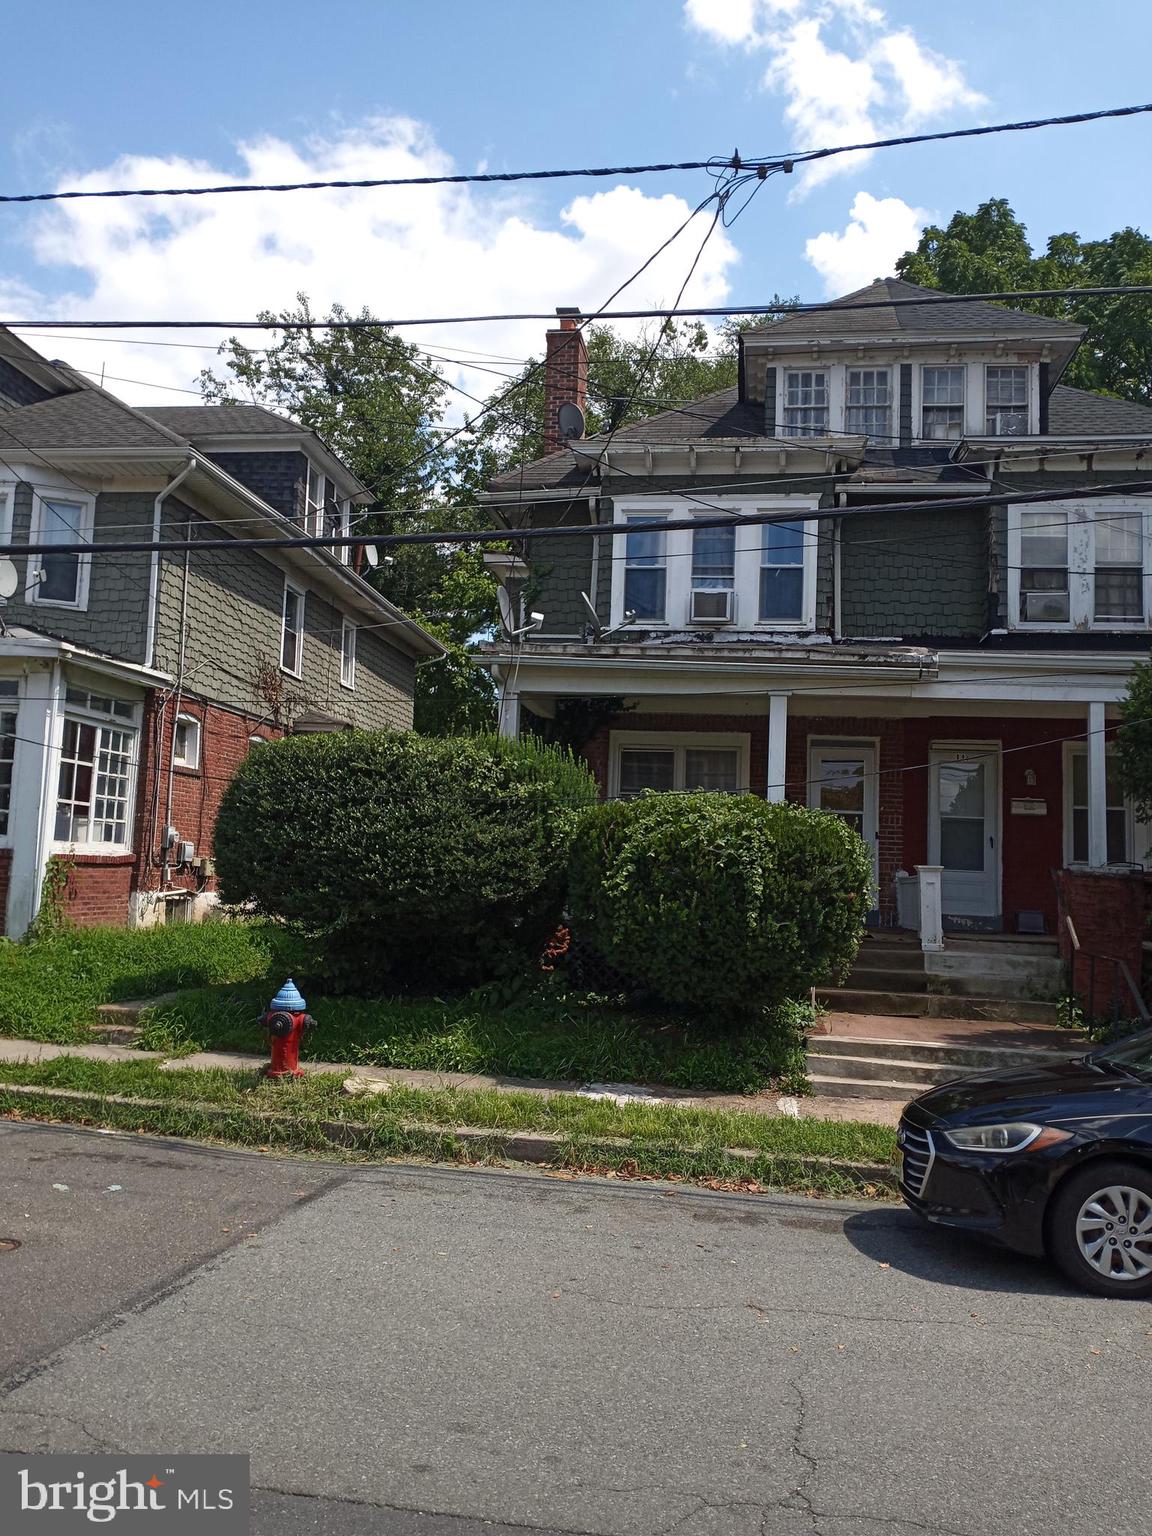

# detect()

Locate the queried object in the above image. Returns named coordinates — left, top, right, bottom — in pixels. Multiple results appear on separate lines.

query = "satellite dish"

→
left=364, top=545, right=380, bottom=569
left=0, top=559, right=17, bottom=600
left=558, top=402, right=586, bottom=442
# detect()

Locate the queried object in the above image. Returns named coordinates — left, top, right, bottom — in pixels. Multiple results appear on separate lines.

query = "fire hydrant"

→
left=260, top=979, right=315, bottom=1079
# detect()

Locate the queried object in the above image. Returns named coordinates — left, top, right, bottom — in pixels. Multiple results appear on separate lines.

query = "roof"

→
left=743, top=278, right=1084, bottom=341
left=139, top=404, right=305, bottom=437
left=1047, top=384, right=1152, bottom=435
left=0, top=386, right=187, bottom=454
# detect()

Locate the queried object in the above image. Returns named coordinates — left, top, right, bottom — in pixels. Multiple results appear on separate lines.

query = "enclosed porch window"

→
left=610, top=732, right=750, bottom=799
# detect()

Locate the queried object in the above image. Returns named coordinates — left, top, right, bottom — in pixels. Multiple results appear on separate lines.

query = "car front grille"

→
left=899, top=1120, right=935, bottom=1198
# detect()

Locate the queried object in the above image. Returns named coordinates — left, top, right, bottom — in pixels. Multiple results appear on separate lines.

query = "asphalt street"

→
left=1, top=1119, right=1149, bottom=1536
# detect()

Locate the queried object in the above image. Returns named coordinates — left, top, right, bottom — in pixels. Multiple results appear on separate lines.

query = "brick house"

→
left=0, top=330, right=441, bottom=934
left=480, top=283, right=1152, bottom=964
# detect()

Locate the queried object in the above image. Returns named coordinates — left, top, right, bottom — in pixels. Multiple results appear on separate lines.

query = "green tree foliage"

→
left=1117, top=656, right=1152, bottom=822
left=896, top=199, right=1152, bottom=404
left=568, top=794, right=872, bottom=1019
left=214, top=731, right=598, bottom=992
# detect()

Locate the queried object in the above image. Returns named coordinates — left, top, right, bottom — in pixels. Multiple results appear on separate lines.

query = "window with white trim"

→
left=985, top=366, right=1029, bottom=436
left=54, top=692, right=139, bottom=851
left=782, top=370, right=828, bottom=436
left=335, top=498, right=353, bottom=565
left=611, top=732, right=749, bottom=799
left=612, top=498, right=818, bottom=631
left=173, top=713, right=201, bottom=770
left=1066, top=746, right=1140, bottom=866
left=340, top=618, right=357, bottom=689
left=305, top=464, right=327, bottom=538
left=623, top=516, right=668, bottom=621
left=281, top=582, right=305, bottom=675
left=0, top=680, right=17, bottom=838
left=921, top=366, right=965, bottom=441
left=1009, top=498, right=1151, bottom=629
left=29, top=491, right=94, bottom=608
left=845, top=369, right=891, bottom=443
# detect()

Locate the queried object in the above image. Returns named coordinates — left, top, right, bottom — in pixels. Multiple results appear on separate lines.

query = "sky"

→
left=1, top=0, right=1151, bottom=412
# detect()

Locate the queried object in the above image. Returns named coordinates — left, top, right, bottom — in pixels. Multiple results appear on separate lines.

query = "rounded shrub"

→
left=214, top=732, right=597, bottom=992
left=568, top=793, right=872, bottom=1017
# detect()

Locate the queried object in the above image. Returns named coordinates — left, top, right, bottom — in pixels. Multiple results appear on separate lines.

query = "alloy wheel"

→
left=1075, top=1184, right=1152, bottom=1281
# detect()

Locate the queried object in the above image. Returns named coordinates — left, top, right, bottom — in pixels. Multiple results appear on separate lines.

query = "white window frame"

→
left=844, top=368, right=892, bottom=444
left=340, top=617, right=357, bottom=690
left=0, top=680, right=18, bottom=845
left=305, top=463, right=327, bottom=538
left=336, top=498, right=353, bottom=565
left=920, top=365, right=967, bottom=442
left=610, top=497, right=819, bottom=631
left=173, top=712, right=202, bottom=771
left=0, top=481, right=13, bottom=542
left=1062, top=742, right=1150, bottom=868
left=52, top=693, right=140, bottom=854
left=782, top=369, right=829, bottom=437
left=984, top=365, right=1030, bottom=436
left=1007, top=497, right=1152, bottom=631
left=281, top=580, right=306, bottom=677
left=27, top=485, right=95, bottom=610
left=607, top=730, right=751, bottom=800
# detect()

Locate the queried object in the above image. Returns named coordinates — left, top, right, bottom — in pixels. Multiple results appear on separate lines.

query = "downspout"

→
left=832, top=495, right=845, bottom=642
left=144, top=456, right=197, bottom=672
left=26, top=661, right=64, bottom=935
left=161, top=525, right=193, bottom=893
left=586, top=494, right=600, bottom=620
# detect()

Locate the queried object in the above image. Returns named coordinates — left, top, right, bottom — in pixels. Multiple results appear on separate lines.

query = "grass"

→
left=137, top=983, right=812, bottom=1096
left=0, top=922, right=282, bottom=1043
left=0, top=1056, right=897, bottom=1197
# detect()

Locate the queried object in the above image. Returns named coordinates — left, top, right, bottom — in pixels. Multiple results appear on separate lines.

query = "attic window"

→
left=921, top=367, right=965, bottom=441
left=845, top=369, right=891, bottom=444
left=782, top=371, right=828, bottom=436
left=986, top=367, right=1029, bottom=436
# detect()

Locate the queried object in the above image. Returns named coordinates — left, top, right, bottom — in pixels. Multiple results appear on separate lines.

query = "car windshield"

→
left=1090, top=1028, right=1152, bottom=1080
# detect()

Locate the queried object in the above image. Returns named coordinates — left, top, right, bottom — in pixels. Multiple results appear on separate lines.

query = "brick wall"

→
left=542, top=320, right=587, bottom=455
left=0, top=849, right=11, bottom=936
left=60, top=856, right=135, bottom=927
left=1054, top=866, right=1151, bottom=1019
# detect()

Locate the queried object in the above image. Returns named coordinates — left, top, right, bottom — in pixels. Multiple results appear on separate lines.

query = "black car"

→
left=899, top=1028, right=1152, bottom=1298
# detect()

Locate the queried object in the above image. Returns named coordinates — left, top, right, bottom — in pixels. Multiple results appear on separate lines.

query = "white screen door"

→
left=809, top=743, right=879, bottom=905
left=929, top=747, right=1000, bottom=919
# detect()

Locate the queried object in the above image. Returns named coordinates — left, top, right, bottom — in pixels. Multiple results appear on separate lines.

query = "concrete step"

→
left=944, top=936, right=1061, bottom=957
left=926, top=952, right=1064, bottom=1001
left=855, top=945, right=926, bottom=972
left=808, top=1052, right=968, bottom=1089
left=808, top=1073, right=922, bottom=1104
left=845, top=968, right=929, bottom=993
left=812, top=1034, right=1079, bottom=1071
left=815, top=987, right=1061, bottom=1026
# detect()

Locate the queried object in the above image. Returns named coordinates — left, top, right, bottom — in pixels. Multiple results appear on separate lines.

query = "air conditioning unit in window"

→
left=689, top=588, right=735, bottom=624
left=1022, top=591, right=1070, bottom=623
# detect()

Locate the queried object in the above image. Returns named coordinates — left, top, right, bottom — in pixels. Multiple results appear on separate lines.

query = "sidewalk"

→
left=0, top=1036, right=904, bottom=1126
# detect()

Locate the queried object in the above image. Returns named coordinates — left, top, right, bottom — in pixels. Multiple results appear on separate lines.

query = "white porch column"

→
left=1086, top=700, right=1108, bottom=868
left=766, top=692, right=789, bottom=802
left=499, top=689, right=521, bottom=740
left=914, top=865, right=945, bottom=953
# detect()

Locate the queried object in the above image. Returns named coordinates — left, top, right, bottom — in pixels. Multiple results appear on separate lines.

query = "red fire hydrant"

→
left=261, top=979, right=315, bottom=1079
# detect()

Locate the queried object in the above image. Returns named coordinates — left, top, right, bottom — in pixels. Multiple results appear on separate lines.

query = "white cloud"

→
left=6, top=117, right=740, bottom=413
left=683, top=1, right=983, bottom=191
left=804, top=190, right=930, bottom=295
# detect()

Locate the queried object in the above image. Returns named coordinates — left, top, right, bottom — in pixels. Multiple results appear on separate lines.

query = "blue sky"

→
left=2, top=0, right=1150, bottom=406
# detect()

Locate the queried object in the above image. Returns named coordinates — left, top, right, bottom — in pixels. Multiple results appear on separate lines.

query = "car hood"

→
left=908, top=1059, right=1152, bottom=1127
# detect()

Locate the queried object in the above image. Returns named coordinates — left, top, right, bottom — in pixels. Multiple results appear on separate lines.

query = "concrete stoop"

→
left=806, top=1033, right=1081, bottom=1103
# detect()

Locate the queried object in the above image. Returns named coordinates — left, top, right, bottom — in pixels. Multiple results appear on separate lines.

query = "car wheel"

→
left=1048, top=1160, right=1152, bottom=1298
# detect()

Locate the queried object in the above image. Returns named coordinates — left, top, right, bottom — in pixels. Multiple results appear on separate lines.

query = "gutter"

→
left=144, top=456, right=197, bottom=672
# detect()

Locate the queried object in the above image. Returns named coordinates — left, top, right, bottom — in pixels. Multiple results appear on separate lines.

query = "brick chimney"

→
left=542, top=306, right=587, bottom=454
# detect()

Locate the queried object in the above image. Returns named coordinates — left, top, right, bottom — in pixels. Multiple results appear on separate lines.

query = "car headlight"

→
left=942, top=1122, right=1073, bottom=1153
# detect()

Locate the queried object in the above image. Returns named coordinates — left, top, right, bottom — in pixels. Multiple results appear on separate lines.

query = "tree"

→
left=1116, top=657, right=1152, bottom=823
left=201, top=295, right=498, bottom=734
left=896, top=200, right=1152, bottom=404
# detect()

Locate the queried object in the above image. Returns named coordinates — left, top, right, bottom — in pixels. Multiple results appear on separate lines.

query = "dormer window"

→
left=845, top=369, right=891, bottom=444
left=782, top=371, right=828, bottom=436
left=921, top=367, right=965, bottom=440
left=986, top=367, right=1029, bottom=436
left=306, top=464, right=326, bottom=536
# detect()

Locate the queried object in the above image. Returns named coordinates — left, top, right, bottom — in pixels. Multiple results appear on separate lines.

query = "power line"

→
left=9, top=284, right=1152, bottom=332
left=4, top=99, right=1151, bottom=204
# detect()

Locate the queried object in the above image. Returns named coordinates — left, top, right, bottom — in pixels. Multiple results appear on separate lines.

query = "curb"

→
left=0, top=1081, right=898, bottom=1193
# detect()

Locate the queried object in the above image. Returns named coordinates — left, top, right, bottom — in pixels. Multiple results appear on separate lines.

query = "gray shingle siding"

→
left=0, top=358, right=54, bottom=408
left=152, top=499, right=412, bottom=729
left=207, top=450, right=308, bottom=524
left=839, top=507, right=987, bottom=639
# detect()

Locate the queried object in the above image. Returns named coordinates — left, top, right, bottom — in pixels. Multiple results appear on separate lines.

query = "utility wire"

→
left=3, top=100, right=1150, bottom=203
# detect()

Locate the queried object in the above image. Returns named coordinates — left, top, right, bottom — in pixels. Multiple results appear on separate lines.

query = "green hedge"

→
left=214, top=731, right=597, bottom=992
left=568, top=793, right=872, bottom=1018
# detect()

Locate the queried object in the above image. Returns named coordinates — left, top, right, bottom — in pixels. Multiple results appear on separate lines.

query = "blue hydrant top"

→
left=270, top=978, right=307, bottom=1012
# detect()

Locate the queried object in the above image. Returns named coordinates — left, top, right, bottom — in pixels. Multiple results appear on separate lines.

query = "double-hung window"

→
left=335, top=498, right=353, bottom=565
left=985, top=366, right=1029, bottom=435
left=305, top=465, right=327, bottom=537
left=281, top=582, right=305, bottom=675
left=54, top=690, right=138, bottom=850
left=30, top=492, right=94, bottom=607
left=782, top=371, right=828, bottom=436
left=760, top=522, right=806, bottom=622
left=1067, top=747, right=1133, bottom=865
left=845, top=369, right=891, bottom=443
left=623, top=517, right=667, bottom=621
left=173, top=714, right=201, bottom=771
left=691, top=523, right=735, bottom=620
left=613, top=734, right=748, bottom=798
left=1012, top=499, right=1149, bottom=629
left=340, top=618, right=357, bottom=689
left=921, top=367, right=965, bottom=440
left=0, top=681, right=16, bottom=838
